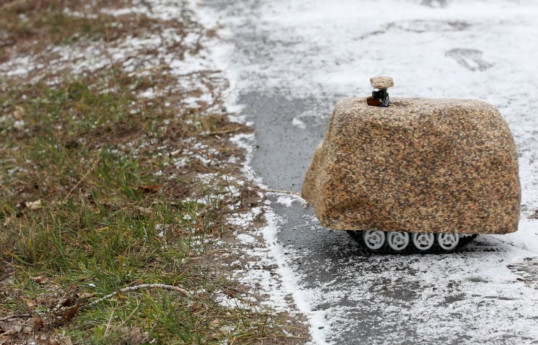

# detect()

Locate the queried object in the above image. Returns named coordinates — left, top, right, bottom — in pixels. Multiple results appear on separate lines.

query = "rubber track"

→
left=347, top=231, right=480, bottom=255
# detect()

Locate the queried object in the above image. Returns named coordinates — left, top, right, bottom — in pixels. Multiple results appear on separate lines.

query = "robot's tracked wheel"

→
left=387, top=232, right=410, bottom=252
left=437, top=233, right=460, bottom=252
left=412, top=233, right=435, bottom=252
left=347, top=230, right=478, bottom=254
left=362, top=230, right=386, bottom=251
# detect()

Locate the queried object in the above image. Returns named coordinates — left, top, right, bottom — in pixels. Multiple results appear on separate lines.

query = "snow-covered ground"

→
left=194, top=0, right=538, bottom=344
left=0, top=0, right=226, bottom=112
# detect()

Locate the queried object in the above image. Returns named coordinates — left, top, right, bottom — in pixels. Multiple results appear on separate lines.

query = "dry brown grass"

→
left=0, top=1, right=309, bottom=344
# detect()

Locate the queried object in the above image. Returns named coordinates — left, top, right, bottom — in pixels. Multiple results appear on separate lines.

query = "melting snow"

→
left=195, top=0, right=538, bottom=344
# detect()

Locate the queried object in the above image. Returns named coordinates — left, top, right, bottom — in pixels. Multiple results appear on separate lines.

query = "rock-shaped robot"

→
left=302, top=77, right=520, bottom=253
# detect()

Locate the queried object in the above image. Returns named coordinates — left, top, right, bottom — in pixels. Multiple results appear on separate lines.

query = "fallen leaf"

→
left=32, top=332, right=72, bottom=344
left=0, top=320, right=22, bottom=335
left=25, top=298, right=37, bottom=308
left=136, top=206, right=153, bottom=216
left=30, top=275, right=49, bottom=285
left=120, top=327, right=149, bottom=345
left=36, top=337, right=61, bottom=345
left=34, top=316, right=44, bottom=330
left=58, top=334, right=73, bottom=345
left=57, top=296, right=76, bottom=308
left=63, top=306, right=80, bottom=322
left=24, top=200, right=42, bottom=210
left=13, top=106, right=26, bottom=120
left=3, top=216, right=15, bottom=227
left=76, top=292, right=94, bottom=299
left=138, top=185, right=161, bottom=193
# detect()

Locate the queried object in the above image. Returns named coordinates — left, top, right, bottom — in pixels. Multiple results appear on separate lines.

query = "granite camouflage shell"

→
left=302, top=97, right=520, bottom=234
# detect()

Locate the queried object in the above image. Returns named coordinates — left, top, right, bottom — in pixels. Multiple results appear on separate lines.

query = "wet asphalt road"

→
left=199, top=1, right=538, bottom=344
left=240, top=84, right=531, bottom=345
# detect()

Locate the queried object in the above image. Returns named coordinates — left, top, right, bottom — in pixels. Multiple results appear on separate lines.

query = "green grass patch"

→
left=0, top=68, right=290, bottom=344
left=0, top=1, right=306, bottom=343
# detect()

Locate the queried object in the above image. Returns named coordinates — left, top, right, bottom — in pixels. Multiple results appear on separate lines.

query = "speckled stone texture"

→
left=370, top=76, right=394, bottom=89
left=302, top=98, right=520, bottom=234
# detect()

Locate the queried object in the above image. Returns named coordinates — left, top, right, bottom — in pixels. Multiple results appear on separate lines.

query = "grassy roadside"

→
left=0, top=1, right=307, bottom=344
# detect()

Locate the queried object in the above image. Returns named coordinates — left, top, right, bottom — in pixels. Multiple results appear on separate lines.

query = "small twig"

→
left=206, top=127, right=243, bottom=136
left=0, top=313, right=32, bottom=321
left=84, top=283, right=190, bottom=310
left=63, top=157, right=100, bottom=202
left=103, top=310, right=115, bottom=339
left=119, top=299, right=140, bottom=328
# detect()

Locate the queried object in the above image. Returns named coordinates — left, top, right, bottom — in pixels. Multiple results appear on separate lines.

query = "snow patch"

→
left=194, top=0, right=538, bottom=344
left=236, top=233, right=257, bottom=245
left=276, top=196, right=297, bottom=208
left=291, top=117, right=306, bottom=129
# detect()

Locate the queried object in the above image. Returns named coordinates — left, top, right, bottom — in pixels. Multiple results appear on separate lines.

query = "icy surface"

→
left=196, top=0, right=538, bottom=344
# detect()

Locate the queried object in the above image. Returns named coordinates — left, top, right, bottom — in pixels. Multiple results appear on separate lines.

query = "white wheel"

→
left=387, top=232, right=410, bottom=252
left=437, top=232, right=460, bottom=252
left=412, top=233, right=435, bottom=251
left=362, top=230, right=386, bottom=251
